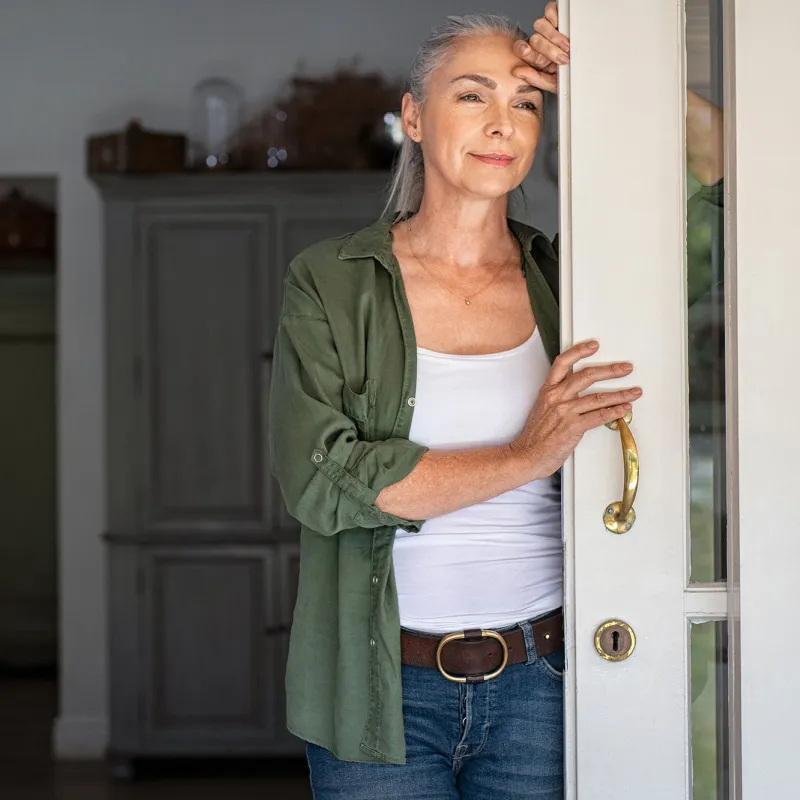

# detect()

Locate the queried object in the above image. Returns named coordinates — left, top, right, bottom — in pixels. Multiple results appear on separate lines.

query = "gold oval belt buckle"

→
left=435, top=629, right=510, bottom=683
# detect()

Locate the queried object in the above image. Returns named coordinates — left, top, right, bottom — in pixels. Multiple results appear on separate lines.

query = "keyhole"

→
left=595, top=621, right=635, bottom=662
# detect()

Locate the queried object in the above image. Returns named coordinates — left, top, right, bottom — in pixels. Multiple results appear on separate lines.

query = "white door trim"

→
left=733, top=0, right=800, bottom=795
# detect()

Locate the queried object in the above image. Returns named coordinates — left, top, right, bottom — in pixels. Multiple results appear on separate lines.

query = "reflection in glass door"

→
left=687, top=0, right=726, bottom=586
left=686, top=2, right=730, bottom=797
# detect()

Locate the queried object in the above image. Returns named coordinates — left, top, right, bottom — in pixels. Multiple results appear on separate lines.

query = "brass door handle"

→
left=603, top=412, right=639, bottom=533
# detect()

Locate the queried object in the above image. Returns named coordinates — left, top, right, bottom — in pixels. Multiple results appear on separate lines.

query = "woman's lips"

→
left=470, top=153, right=515, bottom=167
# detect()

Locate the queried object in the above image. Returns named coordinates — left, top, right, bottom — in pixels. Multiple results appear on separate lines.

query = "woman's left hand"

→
left=511, top=2, right=569, bottom=94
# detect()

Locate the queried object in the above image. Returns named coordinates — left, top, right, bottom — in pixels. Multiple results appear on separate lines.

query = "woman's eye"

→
left=517, top=101, right=538, bottom=112
left=459, top=93, right=482, bottom=102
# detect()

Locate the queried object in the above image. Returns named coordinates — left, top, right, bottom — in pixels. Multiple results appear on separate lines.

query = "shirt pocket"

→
left=341, top=378, right=377, bottom=442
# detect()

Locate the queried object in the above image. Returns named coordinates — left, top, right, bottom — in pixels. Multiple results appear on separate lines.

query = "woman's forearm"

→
left=375, top=445, right=537, bottom=522
left=687, top=88, right=724, bottom=185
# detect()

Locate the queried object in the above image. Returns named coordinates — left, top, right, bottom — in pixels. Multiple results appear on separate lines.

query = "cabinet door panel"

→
left=141, top=547, right=278, bottom=752
left=138, top=210, right=271, bottom=532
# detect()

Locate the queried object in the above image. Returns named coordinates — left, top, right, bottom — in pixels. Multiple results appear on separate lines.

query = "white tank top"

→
left=393, top=328, right=563, bottom=634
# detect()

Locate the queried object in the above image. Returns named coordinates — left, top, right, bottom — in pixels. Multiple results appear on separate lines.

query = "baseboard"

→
left=52, top=714, right=109, bottom=759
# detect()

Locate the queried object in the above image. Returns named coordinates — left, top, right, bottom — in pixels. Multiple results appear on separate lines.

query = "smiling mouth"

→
left=470, top=153, right=515, bottom=165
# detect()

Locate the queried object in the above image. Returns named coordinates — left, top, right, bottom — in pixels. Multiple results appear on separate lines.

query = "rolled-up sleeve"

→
left=268, top=263, right=429, bottom=536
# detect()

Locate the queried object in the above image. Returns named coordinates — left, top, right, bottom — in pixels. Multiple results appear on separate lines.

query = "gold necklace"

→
left=405, top=218, right=518, bottom=306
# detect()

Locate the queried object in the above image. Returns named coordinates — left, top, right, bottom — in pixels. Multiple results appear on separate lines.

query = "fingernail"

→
left=557, top=53, right=569, bottom=65
left=516, top=42, right=531, bottom=56
left=589, top=340, right=599, bottom=349
left=622, top=363, right=633, bottom=371
left=633, top=388, right=643, bottom=395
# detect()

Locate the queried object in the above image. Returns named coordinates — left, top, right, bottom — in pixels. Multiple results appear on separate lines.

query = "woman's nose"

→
left=485, top=110, right=514, bottom=138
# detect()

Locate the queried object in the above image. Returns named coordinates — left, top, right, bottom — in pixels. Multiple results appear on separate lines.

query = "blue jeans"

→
left=306, top=617, right=564, bottom=799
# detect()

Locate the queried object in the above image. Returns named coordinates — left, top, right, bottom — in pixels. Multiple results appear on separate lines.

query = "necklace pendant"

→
left=465, top=299, right=471, bottom=306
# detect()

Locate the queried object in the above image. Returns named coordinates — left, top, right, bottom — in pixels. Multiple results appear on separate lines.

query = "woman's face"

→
left=403, top=33, right=544, bottom=203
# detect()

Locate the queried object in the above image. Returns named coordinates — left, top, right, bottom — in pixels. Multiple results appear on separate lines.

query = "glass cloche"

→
left=190, top=77, right=244, bottom=169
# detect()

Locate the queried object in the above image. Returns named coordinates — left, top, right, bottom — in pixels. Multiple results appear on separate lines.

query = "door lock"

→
left=594, top=620, right=636, bottom=662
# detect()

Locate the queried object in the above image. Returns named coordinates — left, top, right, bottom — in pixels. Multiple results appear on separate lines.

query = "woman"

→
left=269, top=11, right=641, bottom=800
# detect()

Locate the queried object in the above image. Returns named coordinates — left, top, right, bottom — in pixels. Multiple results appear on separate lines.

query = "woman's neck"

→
left=407, top=195, right=515, bottom=270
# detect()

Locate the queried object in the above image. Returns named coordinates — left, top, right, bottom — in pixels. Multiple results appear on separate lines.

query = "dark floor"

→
left=0, top=671, right=312, bottom=800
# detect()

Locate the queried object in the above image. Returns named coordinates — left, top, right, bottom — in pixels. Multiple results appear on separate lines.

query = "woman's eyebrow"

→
left=450, top=73, right=497, bottom=89
left=450, top=74, right=541, bottom=94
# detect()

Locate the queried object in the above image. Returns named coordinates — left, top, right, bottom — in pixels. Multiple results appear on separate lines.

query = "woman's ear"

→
left=401, top=92, right=422, bottom=142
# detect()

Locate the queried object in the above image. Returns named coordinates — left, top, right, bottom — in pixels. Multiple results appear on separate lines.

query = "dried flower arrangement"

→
left=233, top=61, right=405, bottom=171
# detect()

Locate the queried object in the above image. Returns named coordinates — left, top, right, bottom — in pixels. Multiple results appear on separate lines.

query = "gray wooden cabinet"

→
left=94, top=172, right=388, bottom=770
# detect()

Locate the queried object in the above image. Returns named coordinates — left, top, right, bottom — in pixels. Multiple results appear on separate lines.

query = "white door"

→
left=560, top=1, right=800, bottom=798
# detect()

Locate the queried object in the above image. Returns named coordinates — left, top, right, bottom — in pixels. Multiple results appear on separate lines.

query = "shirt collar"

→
left=337, top=216, right=397, bottom=268
left=337, top=214, right=551, bottom=275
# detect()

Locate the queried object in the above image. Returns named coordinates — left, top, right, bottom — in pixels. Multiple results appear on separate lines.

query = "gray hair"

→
left=382, top=13, right=531, bottom=220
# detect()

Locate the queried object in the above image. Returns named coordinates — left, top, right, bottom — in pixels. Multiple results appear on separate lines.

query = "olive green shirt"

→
left=268, top=215, right=559, bottom=765
left=268, top=183, right=723, bottom=765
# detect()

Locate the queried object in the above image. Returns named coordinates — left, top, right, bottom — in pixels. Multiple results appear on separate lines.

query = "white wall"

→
left=0, top=0, right=554, bottom=758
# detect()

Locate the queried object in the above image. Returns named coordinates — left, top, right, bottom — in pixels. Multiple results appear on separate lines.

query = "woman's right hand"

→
left=509, top=340, right=642, bottom=480
left=512, top=2, right=568, bottom=95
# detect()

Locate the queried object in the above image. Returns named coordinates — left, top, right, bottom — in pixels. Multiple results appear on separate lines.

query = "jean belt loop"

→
left=519, top=620, right=538, bottom=664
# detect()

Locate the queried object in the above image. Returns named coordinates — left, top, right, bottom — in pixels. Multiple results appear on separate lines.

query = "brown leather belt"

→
left=400, top=610, right=563, bottom=684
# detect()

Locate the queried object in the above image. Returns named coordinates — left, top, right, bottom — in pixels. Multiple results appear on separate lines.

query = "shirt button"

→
left=407, top=397, right=416, bottom=407
left=369, top=638, right=376, bottom=647
left=312, top=451, right=323, bottom=463
left=372, top=575, right=379, bottom=585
